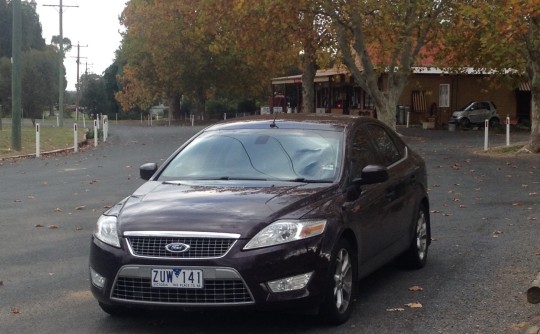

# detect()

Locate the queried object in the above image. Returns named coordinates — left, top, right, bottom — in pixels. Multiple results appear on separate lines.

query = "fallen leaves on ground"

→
left=75, top=205, right=86, bottom=210
left=48, top=225, right=59, bottom=229
left=11, top=307, right=21, bottom=314
left=35, top=224, right=44, bottom=228
left=493, top=230, right=503, bottom=237
left=386, top=307, right=405, bottom=312
left=405, top=302, right=423, bottom=308
left=408, top=286, right=424, bottom=292
left=54, top=208, right=63, bottom=212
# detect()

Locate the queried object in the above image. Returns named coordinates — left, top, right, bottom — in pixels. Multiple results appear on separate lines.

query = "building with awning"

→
left=271, top=67, right=531, bottom=127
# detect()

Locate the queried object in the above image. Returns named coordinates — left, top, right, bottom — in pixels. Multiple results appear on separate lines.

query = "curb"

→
left=0, top=139, right=90, bottom=161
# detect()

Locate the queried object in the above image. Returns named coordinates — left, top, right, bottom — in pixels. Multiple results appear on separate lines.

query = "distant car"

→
left=89, top=114, right=431, bottom=325
left=450, top=101, right=500, bottom=128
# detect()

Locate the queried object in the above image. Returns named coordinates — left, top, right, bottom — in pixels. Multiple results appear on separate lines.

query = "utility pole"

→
left=73, top=42, right=87, bottom=122
left=11, top=0, right=22, bottom=150
left=44, top=1, right=78, bottom=128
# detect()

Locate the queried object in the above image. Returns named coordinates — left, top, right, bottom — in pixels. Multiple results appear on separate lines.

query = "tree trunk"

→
left=168, top=93, right=181, bottom=121
left=301, top=58, right=316, bottom=113
left=524, top=95, right=540, bottom=153
left=523, top=19, right=540, bottom=153
left=195, top=89, right=206, bottom=121
left=528, top=272, right=540, bottom=304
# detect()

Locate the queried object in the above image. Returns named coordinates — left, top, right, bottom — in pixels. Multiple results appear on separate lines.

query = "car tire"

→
left=459, top=118, right=471, bottom=128
left=319, top=238, right=356, bottom=325
left=396, top=204, right=430, bottom=269
left=489, top=117, right=500, bottom=128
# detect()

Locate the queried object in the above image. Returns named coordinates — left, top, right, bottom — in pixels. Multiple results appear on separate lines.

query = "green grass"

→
left=0, top=125, right=85, bottom=159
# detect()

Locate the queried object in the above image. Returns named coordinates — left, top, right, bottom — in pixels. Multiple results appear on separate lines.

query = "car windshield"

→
left=459, top=102, right=475, bottom=111
left=158, top=128, right=344, bottom=182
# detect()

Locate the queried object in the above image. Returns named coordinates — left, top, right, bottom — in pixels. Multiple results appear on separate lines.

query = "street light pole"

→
left=58, top=0, right=64, bottom=127
left=11, top=0, right=22, bottom=150
left=44, top=0, right=78, bottom=128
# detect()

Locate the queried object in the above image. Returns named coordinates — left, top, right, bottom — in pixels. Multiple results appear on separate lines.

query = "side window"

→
left=350, top=129, right=380, bottom=179
left=367, top=125, right=402, bottom=166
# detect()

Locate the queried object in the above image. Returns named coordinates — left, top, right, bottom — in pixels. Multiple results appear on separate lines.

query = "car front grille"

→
left=126, top=235, right=237, bottom=259
left=111, top=277, right=254, bottom=305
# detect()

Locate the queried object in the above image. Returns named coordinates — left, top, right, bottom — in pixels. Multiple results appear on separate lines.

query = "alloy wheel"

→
left=333, top=248, right=353, bottom=313
left=416, top=210, right=428, bottom=261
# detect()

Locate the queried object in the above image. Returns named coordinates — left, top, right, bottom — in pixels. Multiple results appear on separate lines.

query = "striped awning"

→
left=518, top=81, right=530, bottom=91
left=412, top=90, right=427, bottom=113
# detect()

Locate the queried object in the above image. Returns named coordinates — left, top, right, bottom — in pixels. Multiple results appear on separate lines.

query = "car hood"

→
left=115, top=180, right=335, bottom=238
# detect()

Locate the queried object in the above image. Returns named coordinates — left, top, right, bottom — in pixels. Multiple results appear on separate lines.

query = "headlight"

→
left=94, top=215, right=120, bottom=248
left=244, top=219, right=326, bottom=250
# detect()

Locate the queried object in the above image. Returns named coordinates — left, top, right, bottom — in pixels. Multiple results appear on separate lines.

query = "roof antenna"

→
left=270, top=111, right=278, bottom=128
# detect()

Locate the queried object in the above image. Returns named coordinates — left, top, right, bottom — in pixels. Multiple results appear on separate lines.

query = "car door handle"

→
left=385, top=189, right=396, bottom=201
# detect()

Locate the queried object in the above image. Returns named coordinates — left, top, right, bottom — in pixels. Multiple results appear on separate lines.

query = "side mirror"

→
left=140, top=163, right=158, bottom=180
left=354, top=165, right=389, bottom=186
left=345, top=165, right=388, bottom=202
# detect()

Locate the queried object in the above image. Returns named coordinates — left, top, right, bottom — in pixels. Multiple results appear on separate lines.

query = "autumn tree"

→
left=318, top=0, right=451, bottom=128
left=117, top=0, right=272, bottom=119
left=443, top=1, right=540, bottom=153
left=211, top=0, right=335, bottom=114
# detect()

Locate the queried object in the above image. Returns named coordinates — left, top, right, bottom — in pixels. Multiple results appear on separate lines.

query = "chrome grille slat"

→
left=127, top=236, right=236, bottom=258
left=112, top=277, right=253, bottom=304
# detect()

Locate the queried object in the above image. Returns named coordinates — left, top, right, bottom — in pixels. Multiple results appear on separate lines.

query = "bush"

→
left=86, top=128, right=103, bottom=140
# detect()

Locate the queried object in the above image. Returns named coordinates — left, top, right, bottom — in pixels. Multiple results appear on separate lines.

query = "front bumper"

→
left=89, top=234, right=332, bottom=312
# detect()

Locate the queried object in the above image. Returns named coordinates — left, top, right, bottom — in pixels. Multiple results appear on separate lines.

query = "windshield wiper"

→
left=288, top=178, right=333, bottom=183
left=216, top=176, right=268, bottom=181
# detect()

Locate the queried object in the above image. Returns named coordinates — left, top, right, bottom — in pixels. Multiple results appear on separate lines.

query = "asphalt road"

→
left=0, top=123, right=538, bottom=334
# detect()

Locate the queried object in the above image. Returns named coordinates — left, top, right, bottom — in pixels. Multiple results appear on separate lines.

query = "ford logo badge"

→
left=165, top=242, right=191, bottom=253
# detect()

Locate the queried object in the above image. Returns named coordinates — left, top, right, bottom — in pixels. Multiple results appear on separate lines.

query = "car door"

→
left=342, top=125, right=390, bottom=262
left=469, top=102, right=487, bottom=123
left=364, top=124, right=415, bottom=250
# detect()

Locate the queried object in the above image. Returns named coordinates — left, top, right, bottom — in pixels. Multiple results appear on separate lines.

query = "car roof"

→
left=205, top=113, right=376, bottom=132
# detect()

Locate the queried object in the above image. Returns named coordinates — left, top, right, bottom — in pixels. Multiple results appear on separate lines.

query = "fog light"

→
left=267, top=272, right=313, bottom=293
left=90, top=267, right=106, bottom=288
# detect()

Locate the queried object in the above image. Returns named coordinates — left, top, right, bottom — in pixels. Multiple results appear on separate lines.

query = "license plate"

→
left=151, top=269, right=203, bottom=288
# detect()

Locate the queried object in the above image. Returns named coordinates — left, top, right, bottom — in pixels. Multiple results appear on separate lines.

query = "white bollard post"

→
left=191, top=114, right=194, bottom=126
left=484, top=120, right=489, bottom=151
left=94, top=119, right=98, bottom=147
left=506, top=116, right=510, bottom=146
left=224, top=113, right=227, bottom=120
left=56, top=115, right=59, bottom=127
left=83, top=114, right=86, bottom=128
left=73, top=123, right=78, bottom=153
left=103, top=116, right=108, bottom=142
left=406, top=111, right=410, bottom=128
left=35, top=123, right=40, bottom=158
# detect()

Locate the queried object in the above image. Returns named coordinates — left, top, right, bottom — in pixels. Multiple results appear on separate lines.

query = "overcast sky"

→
left=34, top=0, right=127, bottom=91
